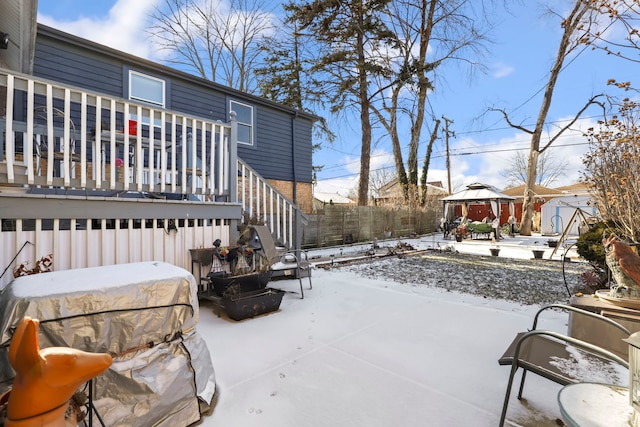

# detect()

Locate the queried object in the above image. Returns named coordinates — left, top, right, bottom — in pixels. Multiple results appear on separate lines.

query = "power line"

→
left=318, top=140, right=590, bottom=181
left=319, top=120, right=592, bottom=173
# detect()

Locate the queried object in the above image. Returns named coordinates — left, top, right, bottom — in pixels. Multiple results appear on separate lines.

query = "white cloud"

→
left=38, top=0, right=162, bottom=60
left=315, top=148, right=395, bottom=197
left=314, top=176, right=359, bottom=197
left=491, top=62, right=515, bottom=78
left=370, top=148, right=395, bottom=171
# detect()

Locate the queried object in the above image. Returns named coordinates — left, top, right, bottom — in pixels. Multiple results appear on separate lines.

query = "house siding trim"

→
left=0, top=194, right=242, bottom=220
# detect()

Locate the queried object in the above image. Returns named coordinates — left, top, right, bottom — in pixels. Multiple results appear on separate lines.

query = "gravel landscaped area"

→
left=331, top=251, right=593, bottom=306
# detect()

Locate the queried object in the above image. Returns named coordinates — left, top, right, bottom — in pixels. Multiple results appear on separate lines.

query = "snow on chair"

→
left=497, top=304, right=630, bottom=427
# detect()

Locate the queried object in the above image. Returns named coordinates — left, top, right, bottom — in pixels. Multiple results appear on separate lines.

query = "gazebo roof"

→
left=441, top=182, right=515, bottom=203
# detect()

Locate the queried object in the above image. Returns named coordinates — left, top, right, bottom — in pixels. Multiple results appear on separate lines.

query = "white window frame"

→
left=129, top=70, right=166, bottom=108
left=230, top=100, right=254, bottom=146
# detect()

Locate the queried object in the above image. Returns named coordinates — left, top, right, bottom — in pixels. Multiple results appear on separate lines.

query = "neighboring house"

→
left=375, top=178, right=448, bottom=206
left=501, top=184, right=564, bottom=230
left=0, top=11, right=315, bottom=287
left=312, top=192, right=355, bottom=211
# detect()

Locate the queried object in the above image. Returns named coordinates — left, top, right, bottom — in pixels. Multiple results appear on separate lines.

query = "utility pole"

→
left=442, top=116, right=455, bottom=194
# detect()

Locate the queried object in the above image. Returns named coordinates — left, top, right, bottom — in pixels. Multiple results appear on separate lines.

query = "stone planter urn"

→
left=490, top=248, right=500, bottom=257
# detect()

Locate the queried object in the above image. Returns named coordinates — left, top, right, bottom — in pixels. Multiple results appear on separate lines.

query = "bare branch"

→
left=541, top=94, right=606, bottom=152
left=488, top=107, right=534, bottom=134
left=147, top=0, right=276, bottom=93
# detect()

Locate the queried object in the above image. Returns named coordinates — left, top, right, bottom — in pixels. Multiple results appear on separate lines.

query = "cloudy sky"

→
left=37, top=0, right=638, bottom=196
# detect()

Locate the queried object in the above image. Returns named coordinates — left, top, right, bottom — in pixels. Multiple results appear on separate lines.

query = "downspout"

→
left=291, top=111, right=300, bottom=251
left=291, top=111, right=298, bottom=204
left=228, top=111, right=240, bottom=244
left=25, top=0, right=38, bottom=74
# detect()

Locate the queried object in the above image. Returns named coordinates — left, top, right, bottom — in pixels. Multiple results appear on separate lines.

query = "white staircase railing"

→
left=237, top=159, right=306, bottom=248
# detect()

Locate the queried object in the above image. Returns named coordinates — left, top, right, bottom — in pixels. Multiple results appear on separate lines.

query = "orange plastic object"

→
left=5, top=316, right=112, bottom=427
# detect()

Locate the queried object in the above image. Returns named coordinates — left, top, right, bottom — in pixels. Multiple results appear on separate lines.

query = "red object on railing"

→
left=128, top=120, right=137, bottom=136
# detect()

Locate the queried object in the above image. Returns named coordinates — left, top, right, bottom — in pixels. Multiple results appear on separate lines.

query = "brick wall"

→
left=266, top=179, right=313, bottom=214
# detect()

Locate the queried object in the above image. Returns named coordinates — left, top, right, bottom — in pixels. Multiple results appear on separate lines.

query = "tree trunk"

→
left=356, top=15, right=371, bottom=207
left=519, top=150, right=539, bottom=236
left=358, top=96, right=372, bottom=206
left=388, top=87, right=409, bottom=202
left=420, top=119, right=440, bottom=205
left=519, top=1, right=589, bottom=235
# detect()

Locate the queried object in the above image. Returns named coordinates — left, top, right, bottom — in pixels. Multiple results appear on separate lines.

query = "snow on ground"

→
left=195, top=233, right=612, bottom=427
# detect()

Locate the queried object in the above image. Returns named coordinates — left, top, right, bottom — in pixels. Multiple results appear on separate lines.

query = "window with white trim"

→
left=129, top=70, right=165, bottom=107
left=230, top=100, right=254, bottom=146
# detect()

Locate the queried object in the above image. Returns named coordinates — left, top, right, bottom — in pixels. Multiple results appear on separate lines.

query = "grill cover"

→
left=0, top=261, right=216, bottom=426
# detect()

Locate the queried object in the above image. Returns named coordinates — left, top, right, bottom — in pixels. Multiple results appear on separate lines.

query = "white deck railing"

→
left=0, top=69, right=234, bottom=199
left=1, top=69, right=304, bottom=249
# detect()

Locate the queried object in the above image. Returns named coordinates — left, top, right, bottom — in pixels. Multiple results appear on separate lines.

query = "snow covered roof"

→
left=313, top=192, right=355, bottom=204
left=378, top=178, right=448, bottom=195
left=555, top=182, right=592, bottom=196
left=501, top=184, right=563, bottom=199
left=441, top=182, right=515, bottom=202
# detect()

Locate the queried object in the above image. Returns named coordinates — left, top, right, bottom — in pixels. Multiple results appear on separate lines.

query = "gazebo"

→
left=441, top=182, right=516, bottom=224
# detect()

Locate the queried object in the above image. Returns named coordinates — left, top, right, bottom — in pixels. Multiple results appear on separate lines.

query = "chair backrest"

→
left=249, top=225, right=279, bottom=262
left=535, top=304, right=632, bottom=361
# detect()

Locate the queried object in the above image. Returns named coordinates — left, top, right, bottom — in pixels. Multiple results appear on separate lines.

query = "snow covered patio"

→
left=196, top=234, right=593, bottom=427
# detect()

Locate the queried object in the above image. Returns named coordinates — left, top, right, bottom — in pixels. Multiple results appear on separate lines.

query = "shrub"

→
left=576, top=221, right=609, bottom=269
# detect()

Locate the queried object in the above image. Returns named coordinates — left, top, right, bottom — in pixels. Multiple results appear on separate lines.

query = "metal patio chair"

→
left=498, top=304, right=630, bottom=426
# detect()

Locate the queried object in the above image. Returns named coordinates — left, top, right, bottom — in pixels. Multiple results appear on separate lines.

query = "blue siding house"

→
left=32, top=24, right=315, bottom=212
left=0, top=19, right=315, bottom=288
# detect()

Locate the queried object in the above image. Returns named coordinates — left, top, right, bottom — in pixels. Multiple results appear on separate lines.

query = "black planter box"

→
left=222, top=288, right=285, bottom=321
left=209, top=271, right=273, bottom=296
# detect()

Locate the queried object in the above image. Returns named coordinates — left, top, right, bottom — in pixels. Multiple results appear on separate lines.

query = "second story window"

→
left=129, top=70, right=165, bottom=108
left=230, top=100, right=254, bottom=146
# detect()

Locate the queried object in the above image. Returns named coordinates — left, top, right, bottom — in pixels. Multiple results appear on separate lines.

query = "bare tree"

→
left=368, top=0, right=492, bottom=206
left=583, top=95, right=640, bottom=242
left=369, top=167, right=396, bottom=200
left=578, top=1, right=640, bottom=241
left=501, top=150, right=568, bottom=188
left=492, top=1, right=606, bottom=235
left=148, top=0, right=275, bottom=93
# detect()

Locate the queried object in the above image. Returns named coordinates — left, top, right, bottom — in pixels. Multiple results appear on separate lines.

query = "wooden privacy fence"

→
left=302, top=205, right=440, bottom=248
